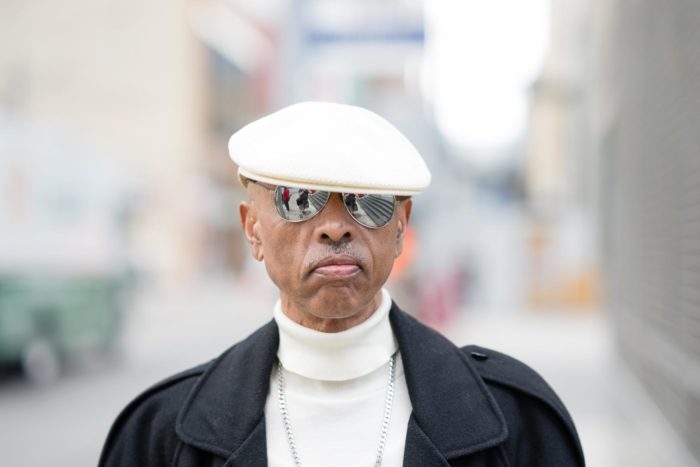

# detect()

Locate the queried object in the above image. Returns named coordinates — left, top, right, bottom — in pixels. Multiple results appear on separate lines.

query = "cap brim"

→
left=238, top=167, right=421, bottom=196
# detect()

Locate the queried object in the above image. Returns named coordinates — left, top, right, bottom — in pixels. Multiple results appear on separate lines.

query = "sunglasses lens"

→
left=275, top=186, right=329, bottom=221
left=343, top=193, right=395, bottom=228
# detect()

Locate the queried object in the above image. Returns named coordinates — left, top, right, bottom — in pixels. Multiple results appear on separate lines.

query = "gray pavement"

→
left=443, top=309, right=700, bottom=467
left=0, top=278, right=698, bottom=466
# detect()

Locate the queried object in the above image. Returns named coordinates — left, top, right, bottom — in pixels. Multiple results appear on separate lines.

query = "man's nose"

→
left=315, top=193, right=355, bottom=243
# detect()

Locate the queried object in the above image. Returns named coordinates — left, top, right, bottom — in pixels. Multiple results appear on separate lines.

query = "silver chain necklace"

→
left=276, top=353, right=397, bottom=467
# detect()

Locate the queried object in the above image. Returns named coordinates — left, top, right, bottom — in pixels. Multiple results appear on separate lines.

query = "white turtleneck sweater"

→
left=265, top=289, right=412, bottom=467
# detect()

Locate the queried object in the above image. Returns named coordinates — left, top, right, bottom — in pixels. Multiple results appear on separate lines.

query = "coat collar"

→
left=176, top=303, right=507, bottom=465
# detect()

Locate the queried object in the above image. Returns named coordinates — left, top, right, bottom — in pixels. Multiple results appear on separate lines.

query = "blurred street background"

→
left=1, top=0, right=699, bottom=466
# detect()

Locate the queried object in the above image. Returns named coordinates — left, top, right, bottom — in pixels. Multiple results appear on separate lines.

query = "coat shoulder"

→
left=98, top=361, right=211, bottom=466
left=461, top=345, right=569, bottom=419
left=461, top=344, right=585, bottom=466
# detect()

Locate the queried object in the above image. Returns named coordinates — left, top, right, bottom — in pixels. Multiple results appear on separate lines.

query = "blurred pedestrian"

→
left=296, top=188, right=309, bottom=213
left=344, top=192, right=358, bottom=212
left=281, top=186, right=290, bottom=211
left=99, top=102, right=584, bottom=467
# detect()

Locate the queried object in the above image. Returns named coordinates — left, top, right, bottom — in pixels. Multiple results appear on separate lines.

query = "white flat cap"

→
left=228, top=102, right=431, bottom=195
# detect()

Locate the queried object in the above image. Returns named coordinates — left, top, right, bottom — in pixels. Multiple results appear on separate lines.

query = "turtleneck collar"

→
left=273, top=288, right=397, bottom=381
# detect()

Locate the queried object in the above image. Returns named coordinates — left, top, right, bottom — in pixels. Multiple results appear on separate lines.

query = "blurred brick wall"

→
left=594, top=0, right=700, bottom=460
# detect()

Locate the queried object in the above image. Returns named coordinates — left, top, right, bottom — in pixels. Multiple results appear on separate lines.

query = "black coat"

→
left=99, top=303, right=585, bottom=466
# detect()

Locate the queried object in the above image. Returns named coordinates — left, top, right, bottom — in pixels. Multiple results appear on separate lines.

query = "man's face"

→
left=240, top=183, right=412, bottom=332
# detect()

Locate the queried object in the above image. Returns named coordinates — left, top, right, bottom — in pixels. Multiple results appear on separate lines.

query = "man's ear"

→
left=240, top=201, right=264, bottom=261
left=394, top=199, right=412, bottom=258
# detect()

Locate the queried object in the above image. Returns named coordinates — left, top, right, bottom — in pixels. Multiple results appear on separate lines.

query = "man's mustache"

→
left=304, top=244, right=367, bottom=273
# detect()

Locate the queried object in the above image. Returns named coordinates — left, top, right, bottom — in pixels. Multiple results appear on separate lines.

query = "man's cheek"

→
left=275, top=248, right=298, bottom=271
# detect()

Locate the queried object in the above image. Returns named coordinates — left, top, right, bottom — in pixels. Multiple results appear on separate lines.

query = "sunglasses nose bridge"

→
left=318, top=192, right=354, bottom=222
left=313, top=192, right=358, bottom=242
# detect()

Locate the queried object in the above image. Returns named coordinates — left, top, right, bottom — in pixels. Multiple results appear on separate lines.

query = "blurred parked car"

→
left=0, top=115, right=133, bottom=383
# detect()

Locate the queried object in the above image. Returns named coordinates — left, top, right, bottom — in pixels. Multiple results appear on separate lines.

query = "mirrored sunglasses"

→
left=251, top=181, right=397, bottom=228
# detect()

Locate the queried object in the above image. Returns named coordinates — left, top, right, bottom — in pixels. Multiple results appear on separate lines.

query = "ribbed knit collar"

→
left=274, top=289, right=397, bottom=381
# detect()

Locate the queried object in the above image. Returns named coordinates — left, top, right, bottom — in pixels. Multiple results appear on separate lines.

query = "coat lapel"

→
left=389, top=304, right=508, bottom=462
left=403, top=415, right=451, bottom=466
left=176, top=320, right=279, bottom=467
left=221, top=418, right=268, bottom=467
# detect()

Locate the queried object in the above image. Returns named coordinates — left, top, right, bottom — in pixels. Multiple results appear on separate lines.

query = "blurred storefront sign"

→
left=303, top=0, right=423, bottom=45
left=299, top=0, right=423, bottom=78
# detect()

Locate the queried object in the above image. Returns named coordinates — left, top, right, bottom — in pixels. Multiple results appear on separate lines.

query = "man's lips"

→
left=311, top=255, right=361, bottom=277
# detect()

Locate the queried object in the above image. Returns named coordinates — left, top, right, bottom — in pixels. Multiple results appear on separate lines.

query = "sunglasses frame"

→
left=249, top=180, right=399, bottom=229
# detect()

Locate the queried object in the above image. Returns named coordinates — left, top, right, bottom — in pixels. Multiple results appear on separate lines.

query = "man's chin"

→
left=306, top=288, right=379, bottom=319
left=310, top=296, right=363, bottom=319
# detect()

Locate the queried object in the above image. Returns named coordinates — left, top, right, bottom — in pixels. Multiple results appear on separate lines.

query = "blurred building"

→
left=0, top=0, right=231, bottom=286
left=587, top=0, right=700, bottom=462
left=524, top=0, right=600, bottom=311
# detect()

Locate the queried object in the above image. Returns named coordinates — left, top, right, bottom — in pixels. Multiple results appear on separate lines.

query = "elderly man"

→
left=99, top=102, right=584, bottom=466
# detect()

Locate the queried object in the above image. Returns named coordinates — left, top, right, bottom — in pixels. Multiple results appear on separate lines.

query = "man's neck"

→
left=273, top=288, right=397, bottom=380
